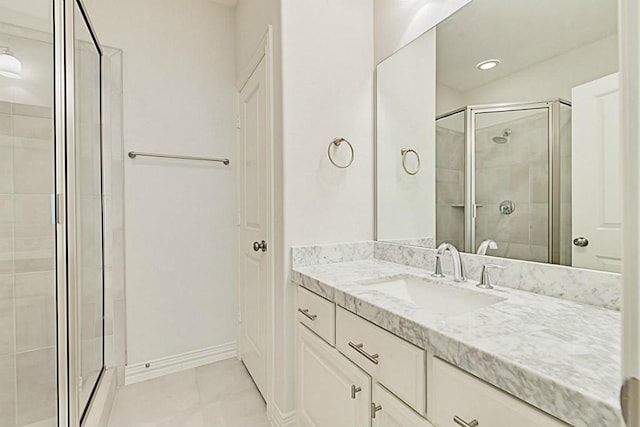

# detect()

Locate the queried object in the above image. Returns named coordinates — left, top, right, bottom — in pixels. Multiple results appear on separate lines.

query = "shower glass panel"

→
left=0, top=1, right=58, bottom=426
left=435, top=110, right=465, bottom=249
left=474, top=108, right=550, bottom=263
left=73, top=2, right=104, bottom=419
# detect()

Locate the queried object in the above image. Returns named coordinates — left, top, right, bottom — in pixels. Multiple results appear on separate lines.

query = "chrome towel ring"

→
left=401, top=148, right=420, bottom=175
left=328, top=137, right=354, bottom=169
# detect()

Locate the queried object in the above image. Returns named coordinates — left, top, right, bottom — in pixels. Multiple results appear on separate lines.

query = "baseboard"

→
left=125, top=342, right=236, bottom=385
left=268, top=402, right=296, bottom=427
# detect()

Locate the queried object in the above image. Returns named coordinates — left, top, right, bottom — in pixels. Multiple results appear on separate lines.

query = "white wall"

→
left=374, top=0, right=470, bottom=64
left=83, top=0, right=237, bottom=368
left=283, top=1, right=374, bottom=248
left=278, top=0, right=376, bottom=414
left=377, top=30, right=436, bottom=240
left=436, top=34, right=619, bottom=114
left=436, top=83, right=465, bottom=116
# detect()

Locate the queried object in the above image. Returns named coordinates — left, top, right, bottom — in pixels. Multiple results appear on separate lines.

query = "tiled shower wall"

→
left=0, top=101, right=57, bottom=426
left=435, top=125, right=465, bottom=249
left=475, top=112, right=550, bottom=263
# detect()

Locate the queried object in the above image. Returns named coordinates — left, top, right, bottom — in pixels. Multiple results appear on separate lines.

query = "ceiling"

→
left=436, top=0, right=618, bottom=93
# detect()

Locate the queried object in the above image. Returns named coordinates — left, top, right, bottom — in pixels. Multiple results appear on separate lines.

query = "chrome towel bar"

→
left=128, top=151, right=230, bottom=165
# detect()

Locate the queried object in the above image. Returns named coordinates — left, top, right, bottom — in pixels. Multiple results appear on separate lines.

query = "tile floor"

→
left=108, top=358, right=270, bottom=427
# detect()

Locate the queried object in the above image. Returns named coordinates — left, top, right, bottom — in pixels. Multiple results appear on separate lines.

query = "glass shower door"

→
left=72, top=1, right=104, bottom=422
left=472, top=107, right=550, bottom=263
left=0, top=1, right=58, bottom=426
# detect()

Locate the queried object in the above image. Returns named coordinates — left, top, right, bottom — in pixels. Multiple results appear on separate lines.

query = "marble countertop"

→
left=292, top=259, right=622, bottom=427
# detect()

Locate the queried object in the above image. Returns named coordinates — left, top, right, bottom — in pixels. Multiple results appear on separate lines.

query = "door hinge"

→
left=237, top=310, right=242, bottom=322
left=235, top=211, right=241, bottom=226
left=236, top=116, right=241, bottom=129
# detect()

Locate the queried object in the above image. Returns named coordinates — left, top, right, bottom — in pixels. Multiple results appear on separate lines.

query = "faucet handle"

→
left=431, top=254, right=445, bottom=278
left=476, top=264, right=504, bottom=289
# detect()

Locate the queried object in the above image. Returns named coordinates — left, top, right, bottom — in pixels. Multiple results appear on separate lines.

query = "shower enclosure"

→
left=0, top=1, right=120, bottom=426
left=436, top=100, right=572, bottom=265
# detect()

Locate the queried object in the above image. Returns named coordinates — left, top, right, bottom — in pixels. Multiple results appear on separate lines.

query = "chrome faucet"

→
left=433, top=242, right=466, bottom=282
left=476, top=239, right=498, bottom=255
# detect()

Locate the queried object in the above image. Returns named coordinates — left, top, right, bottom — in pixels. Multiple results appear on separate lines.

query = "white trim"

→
left=621, top=0, right=640, bottom=424
left=267, top=402, right=297, bottom=427
left=124, top=342, right=236, bottom=385
left=236, top=30, right=269, bottom=91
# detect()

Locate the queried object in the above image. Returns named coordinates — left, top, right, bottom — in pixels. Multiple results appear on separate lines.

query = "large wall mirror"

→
left=376, top=0, right=620, bottom=273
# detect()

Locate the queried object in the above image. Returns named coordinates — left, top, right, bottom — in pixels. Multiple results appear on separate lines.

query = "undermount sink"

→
left=357, top=275, right=506, bottom=316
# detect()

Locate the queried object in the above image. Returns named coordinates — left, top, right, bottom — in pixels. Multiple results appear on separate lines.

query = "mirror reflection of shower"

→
left=435, top=100, right=572, bottom=265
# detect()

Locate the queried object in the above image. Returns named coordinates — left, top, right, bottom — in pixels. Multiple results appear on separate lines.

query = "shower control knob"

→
left=253, top=240, right=267, bottom=252
left=573, top=237, right=589, bottom=247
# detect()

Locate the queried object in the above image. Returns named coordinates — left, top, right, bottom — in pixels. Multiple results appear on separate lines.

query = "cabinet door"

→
left=298, top=323, right=372, bottom=427
left=372, top=383, right=434, bottom=427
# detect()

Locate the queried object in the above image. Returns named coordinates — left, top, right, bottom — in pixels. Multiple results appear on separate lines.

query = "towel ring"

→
left=401, top=148, right=420, bottom=175
left=328, top=137, right=354, bottom=169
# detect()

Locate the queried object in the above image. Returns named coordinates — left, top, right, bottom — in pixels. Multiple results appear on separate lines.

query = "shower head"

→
left=492, top=129, right=512, bottom=144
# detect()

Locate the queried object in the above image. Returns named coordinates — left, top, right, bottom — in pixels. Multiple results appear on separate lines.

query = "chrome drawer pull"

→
left=454, top=416, right=479, bottom=427
left=297, top=308, right=317, bottom=321
left=351, top=385, right=362, bottom=399
left=371, top=403, right=382, bottom=419
left=348, top=342, right=379, bottom=365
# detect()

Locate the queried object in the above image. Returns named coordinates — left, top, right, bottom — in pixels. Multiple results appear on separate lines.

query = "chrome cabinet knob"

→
left=253, top=240, right=267, bottom=252
left=573, top=237, right=589, bottom=247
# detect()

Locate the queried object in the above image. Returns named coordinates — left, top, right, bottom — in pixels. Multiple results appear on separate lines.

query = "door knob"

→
left=253, top=240, right=267, bottom=252
left=573, top=237, right=589, bottom=247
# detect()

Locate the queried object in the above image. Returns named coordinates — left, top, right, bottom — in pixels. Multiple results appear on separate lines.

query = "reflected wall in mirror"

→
left=376, top=0, right=620, bottom=273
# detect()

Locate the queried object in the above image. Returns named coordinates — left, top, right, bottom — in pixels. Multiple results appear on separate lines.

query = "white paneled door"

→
left=238, top=56, right=270, bottom=398
left=571, top=73, right=622, bottom=273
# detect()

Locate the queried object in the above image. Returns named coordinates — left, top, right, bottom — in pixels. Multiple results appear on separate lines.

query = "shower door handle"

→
left=573, top=237, right=589, bottom=247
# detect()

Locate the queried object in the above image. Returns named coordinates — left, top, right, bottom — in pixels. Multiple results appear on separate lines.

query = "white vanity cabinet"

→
left=295, top=285, right=570, bottom=427
left=296, top=286, right=433, bottom=427
left=296, top=286, right=336, bottom=345
left=428, top=357, right=570, bottom=427
left=336, top=306, right=427, bottom=415
left=372, top=383, right=434, bottom=427
left=297, top=323, right=372, bottom=427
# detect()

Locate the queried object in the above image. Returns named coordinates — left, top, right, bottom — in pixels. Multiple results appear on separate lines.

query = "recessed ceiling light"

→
left=476, top=59, right=500, bottom=71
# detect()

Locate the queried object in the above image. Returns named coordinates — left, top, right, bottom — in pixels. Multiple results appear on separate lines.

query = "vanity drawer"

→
left=296, top=286, right=336, bottom=345
left=336, top=307, right=426, bottom=414
left=428, top=357, right=569, bottom=427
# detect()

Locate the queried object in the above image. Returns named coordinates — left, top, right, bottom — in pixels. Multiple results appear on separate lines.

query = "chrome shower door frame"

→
left=463, top=100, right=567, bottom=263
left=54, top=0, right=106, bottom=425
